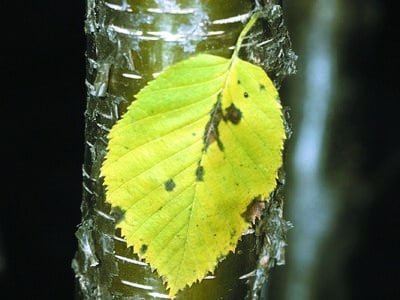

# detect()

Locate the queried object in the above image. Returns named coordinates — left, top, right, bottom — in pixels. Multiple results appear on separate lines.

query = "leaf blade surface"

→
left=101, top=53, right=285, bottom=296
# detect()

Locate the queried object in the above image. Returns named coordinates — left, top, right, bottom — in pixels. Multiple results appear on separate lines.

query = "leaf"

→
left=101, top=14, right=285, bottom=297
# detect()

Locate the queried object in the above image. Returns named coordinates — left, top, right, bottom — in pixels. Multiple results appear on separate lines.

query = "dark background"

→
left=0, top=1, right=398, bottom=299
left=1, top=1, right=85, bottom=299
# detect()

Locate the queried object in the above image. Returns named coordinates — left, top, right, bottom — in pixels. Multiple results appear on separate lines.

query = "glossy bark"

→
left=72, top=1, right=295, bottom=299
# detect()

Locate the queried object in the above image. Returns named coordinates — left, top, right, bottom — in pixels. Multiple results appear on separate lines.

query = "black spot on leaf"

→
left=196, top=165, right=205, bottom=181
left=259, top=84, right=266, bottom=91
left=224, top=103, right=242, bottom=125
left=111, top=206, right=126, bottom=223
left=243, top=92, right=249, bottom=98
left=140, top=244, right=148, bottom=255
left=203, top=93, right=224, bottom=151
left=164, top=179, right=176, bottom=192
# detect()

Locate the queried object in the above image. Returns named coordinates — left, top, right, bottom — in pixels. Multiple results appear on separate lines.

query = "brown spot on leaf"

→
left=203, top=94, right=224, bottom=151
left=243, top=198, right=266, bottom=224
left=224, top=103, right=242, bottom=125
left=140, top=244, right=148, bottom=255
left=164, top=179, right=176, bottom=192
left=195, top=165, right=205, bottom=181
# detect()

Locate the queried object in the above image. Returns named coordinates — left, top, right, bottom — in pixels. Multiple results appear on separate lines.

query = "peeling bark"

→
left=72, top=1, right=296, bottom=299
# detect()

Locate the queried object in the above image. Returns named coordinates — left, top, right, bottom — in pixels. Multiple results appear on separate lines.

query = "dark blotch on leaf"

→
left=237, top=79, right=241, bottom=84
left=196, top=165, right=205, bottom=181
left=243, top=92, right=249, bottom=98
left=259, top=84, right=266, bottom=91
left=164, top=179, right=176, bottom=192
left=111, top=206, right=126, bottom=224
left=224, top=103, right=242, bottom=125
left=140, top=244, right=148, bottom=255
left=242, top=196, right=265, bottom=224
left=203, top=94, right=224, bottom=151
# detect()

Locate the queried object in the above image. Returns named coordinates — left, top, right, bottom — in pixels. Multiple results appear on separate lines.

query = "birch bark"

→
left=72, top=1, right=296, bottom=298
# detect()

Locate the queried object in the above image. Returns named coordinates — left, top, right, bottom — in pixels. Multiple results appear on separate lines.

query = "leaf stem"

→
left=232, top=11, right=262, bottom=59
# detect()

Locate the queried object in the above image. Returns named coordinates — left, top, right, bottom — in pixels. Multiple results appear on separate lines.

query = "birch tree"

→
left=72, top=1, right=296, bottom=299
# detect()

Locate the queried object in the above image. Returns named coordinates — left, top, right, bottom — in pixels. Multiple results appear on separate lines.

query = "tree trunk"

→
left=72, top=0, right=296, bottom=299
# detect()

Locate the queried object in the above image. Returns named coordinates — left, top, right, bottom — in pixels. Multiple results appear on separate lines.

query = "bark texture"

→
left=72, top=1, right=296, bottom=299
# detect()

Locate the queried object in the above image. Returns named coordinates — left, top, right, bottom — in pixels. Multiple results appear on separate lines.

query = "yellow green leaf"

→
left=101, top=14, right=285, bottom=297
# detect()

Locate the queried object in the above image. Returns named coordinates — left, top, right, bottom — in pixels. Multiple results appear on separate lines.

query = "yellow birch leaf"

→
left=101, top=14, right=285, bottom=297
